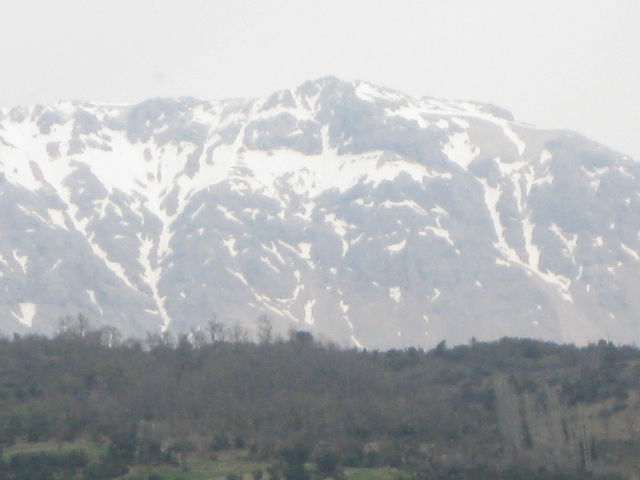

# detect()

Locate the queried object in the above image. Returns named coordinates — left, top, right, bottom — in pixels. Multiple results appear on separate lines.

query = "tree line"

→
left=0, top=315, right=638, bottom=479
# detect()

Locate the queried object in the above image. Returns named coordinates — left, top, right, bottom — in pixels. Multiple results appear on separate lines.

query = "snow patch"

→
left=479, top=178, right=522, bottom=265
left=340, top=300, right=349, bottom=314
left=324, top=213, right=350, bottom=236
left=223, top=237, right=239, bottom=257
left=87, top=290, right=103, bottom=315
left=550, top=224, right=577, bottom=260
left=12, top=250, right=28, bottom=273
left=217, top=205, right=241, bottom=223
left=387, top=239, right=407, bottom=253
left=49, top=259, right=62, bottom=272
left=452, top=117, right=470, bottom=129
left=263, top=242, right=286, bottom=264
left=480, top=179, right=574, bottom=302
left=324, top=213, right=351, bottom=256
left=303, top=298, right=316, bottom=325
left=442, top=131, right=479, bottom=169
left=137, top=233, right=172, bottom=331
left=389, top=286, right=402, bottom=303
left=621, top=243, right=640, bottom=261
left=422, top=226, right=454, bottom=245
left=298, top=242, right=312, bottom=260
left=12, top=302, right=36, bottom=327
left=47, top=208, right=68, bottom=230
left=522, top=216, right=540, bottom=269
left=381, top=199, right=428, bottom=216
left=502, top=124, right=526, bottom=156
left=261, top=255, right=280, bottom=273
left=432, top=288, right=441, bottom=301
left=351, top=335, right=364, bottom=349
left=226, top=268, right=249, bottom=285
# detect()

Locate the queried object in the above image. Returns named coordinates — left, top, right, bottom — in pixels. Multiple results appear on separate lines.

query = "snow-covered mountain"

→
left=0, top=77, right=639, bottom=349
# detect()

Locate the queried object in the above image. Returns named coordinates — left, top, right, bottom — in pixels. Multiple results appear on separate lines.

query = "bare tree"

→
left=145, top=330, right=175, bottom=349
left=496, top=378, right=596, bottom=472
left=145, top=331, right=164, bottom=350
left=189, top=327, right=208, bottom=348
left=161, top=330, right=176, bottom=348
left=56, top=315, right=72, bottom=336
left=98, top=326, right=122, bottom=348
left=56, top=314, right=92, bottom=337
left=76, top=314, right=91, bottom=337
left=208, top=313, right=226, bottom=343
left=493, top=375, right=524, bottom=462
left=574, top=404, right=593, bottom=471
left=231, top=324, right=251, bottom=344
left=256, top=314, right=273, bottom=344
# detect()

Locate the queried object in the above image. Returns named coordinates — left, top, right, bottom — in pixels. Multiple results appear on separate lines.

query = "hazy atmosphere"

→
left=4, top=3, right=640, bottom=478
left=2, top=0, right=639, bottom=160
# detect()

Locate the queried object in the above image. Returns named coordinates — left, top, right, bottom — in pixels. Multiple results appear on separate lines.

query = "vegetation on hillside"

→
left=0, top=315, right=638, bottom=479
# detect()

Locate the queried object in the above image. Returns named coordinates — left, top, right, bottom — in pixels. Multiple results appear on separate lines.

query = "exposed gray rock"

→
left=0, top=78, right=638, bottom=349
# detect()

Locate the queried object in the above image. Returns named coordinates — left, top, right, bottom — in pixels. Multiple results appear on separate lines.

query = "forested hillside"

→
left=0, top=317, right=639, bottom=479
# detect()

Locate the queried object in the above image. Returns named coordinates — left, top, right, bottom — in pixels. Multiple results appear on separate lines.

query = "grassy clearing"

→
left=128, top=467, right=219, bottom=480
left=2, top=442, right=407, bottom=480
left=129, top=460, right=407, bottom=480
left=3, top=439, right=106, bottom=458
left=345, top=467, right=408, bottom=480
left=129, top=455, right=270, bottom=480
left=129, top=464, right=408, bottom=480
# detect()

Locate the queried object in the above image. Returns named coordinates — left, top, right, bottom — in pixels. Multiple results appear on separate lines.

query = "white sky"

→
left=2, top=0, right=639, bottom=160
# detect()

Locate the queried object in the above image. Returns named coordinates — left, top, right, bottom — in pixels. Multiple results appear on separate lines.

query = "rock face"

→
left=0, top=77, right=639, bottom=349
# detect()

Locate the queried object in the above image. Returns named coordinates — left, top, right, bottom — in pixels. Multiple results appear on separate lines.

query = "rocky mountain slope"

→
left=0, top=77, right=638, bottom=348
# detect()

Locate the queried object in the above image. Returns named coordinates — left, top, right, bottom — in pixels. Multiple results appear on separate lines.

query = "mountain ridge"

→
left=0, top=77, right=638, bottom=349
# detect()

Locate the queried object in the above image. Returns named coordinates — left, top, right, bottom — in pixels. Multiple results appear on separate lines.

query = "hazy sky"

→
left=2, top=0, right=639, bottom=159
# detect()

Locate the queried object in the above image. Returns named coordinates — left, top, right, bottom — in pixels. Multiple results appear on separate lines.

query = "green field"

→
left=128, top=462, right=407, bottom=480
left=2, top=441, right=407, bottom=480
left=4, top=439, right=106, bottom=458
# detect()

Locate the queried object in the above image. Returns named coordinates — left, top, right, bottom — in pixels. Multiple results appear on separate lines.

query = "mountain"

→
left=0, top=77, right=638, bottom=349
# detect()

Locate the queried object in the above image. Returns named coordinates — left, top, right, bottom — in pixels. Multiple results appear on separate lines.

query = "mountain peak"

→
left=0, top=78, right=637, bottom=349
